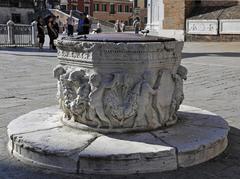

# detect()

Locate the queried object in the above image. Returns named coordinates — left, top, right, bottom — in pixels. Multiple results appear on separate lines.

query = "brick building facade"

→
left=65, top=0, right=93, bottom=16
left=60, top=0, right=133, bottom=24
left=92, top=0, right=133, bottom=25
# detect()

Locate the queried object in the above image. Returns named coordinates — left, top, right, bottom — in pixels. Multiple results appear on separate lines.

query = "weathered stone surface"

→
left=7, top=106, right=63, bottom=137
left=178, top=105, right=229, bottom=129
left=10, top=126, right=98, bottom=173
left=7, top=105, right=229, bottom=174
left=54, top=33, right=186, bottom=132
left=152, top=105, right=229, bottom=167
left=78, top=133, right=177, bottom=174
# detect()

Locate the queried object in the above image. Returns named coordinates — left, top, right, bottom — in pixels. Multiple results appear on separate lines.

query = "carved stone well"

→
left=7, top=33, right=229, bottom=175
left=54, top=33, right=186, bottom=132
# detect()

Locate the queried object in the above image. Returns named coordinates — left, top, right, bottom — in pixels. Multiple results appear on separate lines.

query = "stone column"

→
left=147, top=0, right=164, bottom=32
left=7, top=20, right=14, bottom=45
left=31, top=20, right=38, bottom=47
left=147, top=0, right=152, bottom=28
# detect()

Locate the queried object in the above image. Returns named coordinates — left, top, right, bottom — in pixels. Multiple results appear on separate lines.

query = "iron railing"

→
left=0, top=20, right=38, bottom=47
left=13, top=24, right=32, bottom=46
left=0, top=24, right=8, bottom=46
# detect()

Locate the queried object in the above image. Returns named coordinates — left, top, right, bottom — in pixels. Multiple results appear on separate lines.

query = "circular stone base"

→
left=7, top=105, right=229, bottom=175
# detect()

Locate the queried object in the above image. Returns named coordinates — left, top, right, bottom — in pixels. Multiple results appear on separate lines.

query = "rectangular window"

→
left=110, top=4, right=115, bottom=14
left=130, top=7, right=133, bottom=12
left=125, top=5, right=129, bottom=12
left=102, top=4, right=107, bottom=11
left=0, top=0, right=9, bottom=7
left=134, top=0, right=138, bottom=8
left=144, top=16, right=147, bottom=24
left=72, top=5, right=77, bottom=10
left=195, top=0, right=201, bottom=5
left=12, top=14, right=21, bottom=23
left=60, top=5, right=67, bottom=10
left=85, top=6, right=89, bottom=14
left=118, top=5, right=122, bottom=12
left=94, top=4, right=99, bottom=11
left=144, top=0, right=147, bottom=8
left=10, top=0, right=19, bottom=7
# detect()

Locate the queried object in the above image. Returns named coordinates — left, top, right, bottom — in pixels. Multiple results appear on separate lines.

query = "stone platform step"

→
left=7, top=105, right=229, bottom=175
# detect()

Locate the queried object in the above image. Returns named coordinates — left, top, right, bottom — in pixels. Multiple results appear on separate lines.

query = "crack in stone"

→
left=11, top=138, right=14, bottom=154
left=149, top=132, right=180, bottom=168
left=0, top=96, right=30, bottom=100
left=149, top=131, right=175, bottom=147
left=10, top=125, right=64, bottom=138
left=2, top=104, right=26, bottom=108
left=76, top=136, right=99, bottom=174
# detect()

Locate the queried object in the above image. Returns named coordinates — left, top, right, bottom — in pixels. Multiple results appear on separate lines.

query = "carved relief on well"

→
left=53, top=65, right=187, bottom=132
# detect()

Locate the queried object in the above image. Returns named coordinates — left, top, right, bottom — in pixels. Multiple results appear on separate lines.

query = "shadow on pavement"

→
left=0, top=47, right=56, bottom=53
left=0, top=47, right=57, bottom=58
left=182, top=52, right=240, bottom=59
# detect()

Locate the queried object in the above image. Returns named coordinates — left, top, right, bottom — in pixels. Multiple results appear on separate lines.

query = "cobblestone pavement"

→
left=0, top=43, right=240, bottom=179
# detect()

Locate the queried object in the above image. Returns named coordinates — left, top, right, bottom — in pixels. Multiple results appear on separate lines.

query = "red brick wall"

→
left=93, top=11, right=132, bottom=23
left=163, top=0, right=185, bottom=30
left=93, top=1, right=133, bottom=24
left=185, top=0, right=195, bottom=18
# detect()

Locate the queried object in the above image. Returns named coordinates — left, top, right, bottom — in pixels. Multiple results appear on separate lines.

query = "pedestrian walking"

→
left=83, top=13, right=91, bottom=34
left=114, top=20, right=121, bottom=32
left=62, top=22, right=68, bottom=35
left=55, top=16, right=60, bottom=26
left=47, top=16, right=58, bottom=50
left=133, top=17, right=141, bottom=34
left=37, top=16, right=45, bottom=50
left=53, top=17, right=59, bottom=35
left=96, top=21, right=102, bottom=33
left=55, top=15, right=63, bottom=32
left=67, top=10, right=74, bottom=36
left=77, top=16, right=84, bottom=35
left=120, top=21, right=125, bottom=32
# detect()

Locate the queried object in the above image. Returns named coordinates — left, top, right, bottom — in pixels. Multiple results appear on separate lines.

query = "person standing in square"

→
left=67, top=10, right=74, bottom=36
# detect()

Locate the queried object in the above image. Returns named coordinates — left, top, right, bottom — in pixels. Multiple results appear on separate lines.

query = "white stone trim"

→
left=149, top=29, right=185, bottom=41
left=186, top=19, right=218, bottom=35
left=219, top=19, right=240, bottom=34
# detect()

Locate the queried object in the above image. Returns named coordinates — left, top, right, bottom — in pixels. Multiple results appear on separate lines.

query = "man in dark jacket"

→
left=83, top=13, right=90, bottom=34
